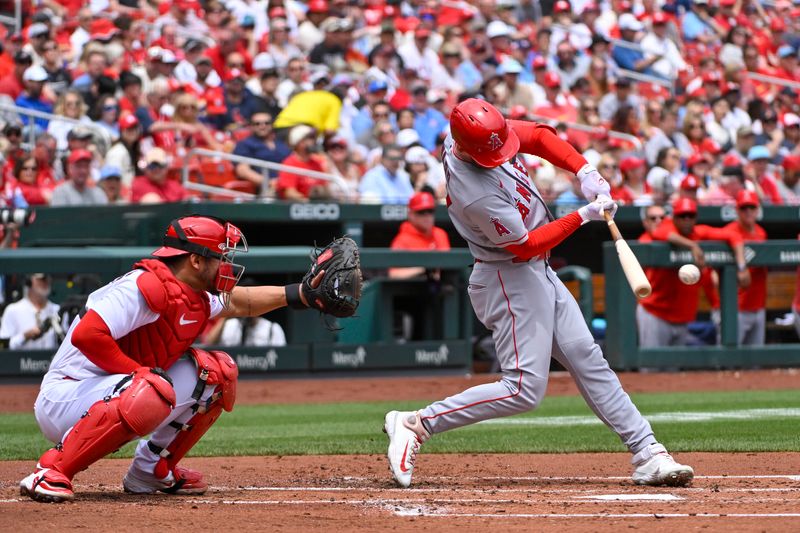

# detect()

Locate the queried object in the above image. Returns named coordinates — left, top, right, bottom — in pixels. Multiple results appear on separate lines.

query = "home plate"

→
left=575, top=494, right=683, bottom=502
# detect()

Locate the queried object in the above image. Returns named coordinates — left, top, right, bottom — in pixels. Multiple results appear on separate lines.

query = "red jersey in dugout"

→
left=390, top=222, right=451, bottom=251
left=724, top=220, right=768, bottom=312
left=639, top=219, right=742, bottom=324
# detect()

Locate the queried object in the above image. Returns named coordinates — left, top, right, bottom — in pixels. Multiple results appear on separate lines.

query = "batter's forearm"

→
left=504, top=212, right=583, bottom=261
left=508, top=120, right=587, bottom=174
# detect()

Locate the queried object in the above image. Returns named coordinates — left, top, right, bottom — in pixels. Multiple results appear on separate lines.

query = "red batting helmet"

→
left=450, top=98, right=520, bottom=168
left=152, top=215, right=248, bottom=307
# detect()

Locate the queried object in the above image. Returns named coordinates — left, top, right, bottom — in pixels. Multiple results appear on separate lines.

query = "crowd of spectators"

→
left=0, top=0, right=798, bottom=211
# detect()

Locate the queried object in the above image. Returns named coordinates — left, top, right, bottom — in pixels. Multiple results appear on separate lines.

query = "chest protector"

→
left=116, top=259, right=210, bottom=370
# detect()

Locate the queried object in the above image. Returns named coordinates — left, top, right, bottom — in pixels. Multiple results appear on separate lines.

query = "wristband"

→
left=285, top=283, right=307, bottom=310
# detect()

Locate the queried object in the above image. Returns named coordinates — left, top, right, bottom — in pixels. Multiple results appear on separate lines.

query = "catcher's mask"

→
left=152, top=215, right=248, bottom=308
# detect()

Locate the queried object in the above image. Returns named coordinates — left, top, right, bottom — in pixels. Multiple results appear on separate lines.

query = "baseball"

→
left=678, top=264, right=701, bottom=285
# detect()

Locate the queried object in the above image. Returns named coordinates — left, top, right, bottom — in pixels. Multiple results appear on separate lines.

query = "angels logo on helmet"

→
left=488, top=132, right=503, bottom=150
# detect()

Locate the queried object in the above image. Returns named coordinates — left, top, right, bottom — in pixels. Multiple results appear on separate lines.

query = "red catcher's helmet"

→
left=450, top=98, right=520, bottom=168
left=152, top=215, right=248, bottom=307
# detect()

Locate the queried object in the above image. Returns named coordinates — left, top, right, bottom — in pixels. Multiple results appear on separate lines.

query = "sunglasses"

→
left=584, top=106, right=598, bottom=112
left=228, top=63, right=245, bottom=68
left=600, top=164, right=618, bottom=169
left=675, top=213, right=697, bottom=219
left=414, top=209, right=435, bottom=215
left=148, top=162, right=167, bottom=170
left=103, top=105, right=119, bottom=112
left=646, top=214, right=664, bottom=221
left=738, top=205, right=758, bottom=210
left=251, top=121, right=272, bottom=126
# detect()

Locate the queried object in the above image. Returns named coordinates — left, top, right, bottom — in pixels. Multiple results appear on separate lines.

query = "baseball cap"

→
left=619, top=156, right=645, bottom=173
left=498, top=58, right=523, bottom=75
left=367, top=79, right=389, bottom=93
left=68, top=149, right=93, bottom=164
left=183, top=38, right=206, bottom=53
left=737, top=125, right=754, bottom=138
left=736, top=189, right=759, bottom=208
left=700, top=138, right=721, bottom=155
left=777, top=45, right=797, bottom=59
left=486, top=20, right=511, bottom=39
left=405, top=146, right=430, bottom=165
left=680, top=174, right=700, bottom=190
left=427, top=89, right=446, bottom=104
left=408, top=191, right=436, bottom=211
left=331, top=73, right=353, bottom=86
left=652, top=12, right=669, bottom=24
left=324, top=135, right=347, bottom=149
left=224, top=68, right=246, bottom=82
left=309, top=69, right=330, bottom=85
left=397, top=128, right=421, bottom=148
left=23, top=65, right=48, bottom=82
left=68, top=126, right=94, bottom=141
left=414, top=26, right=432, bottom=38
left=288, top=124, right=316, bottom=147
left=532, top=56, right=547, bottom=69
left=543, top=71, right=561, bottom=88
left=672, top=197, right=697, bottom=215
left=686, top=153, right=707, bottom=168
left=252, top=52, right=276, bottom=71
left=119, top=114, right=139, bottom=129
left=509, top=105, right=528, bottom=120
left=618, top=13, right=643, bottom=32
left=145, top=147, right=169, bottom=166
left=746, top=145, right=770, bottom=161
left=27, top=22, right=49, bottom=38
left=782, top=154, right=800, bottom=171
left=308, top=0, right=329, bottom=13
left=783, top=113, right=800, bottom=127
left=553, top=0, right=571, bottom=13
left=99, top=165, right=122, bottom=181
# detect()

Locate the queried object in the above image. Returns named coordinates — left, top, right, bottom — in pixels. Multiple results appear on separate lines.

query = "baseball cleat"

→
left=19, top=467, right=75, bottom=503
left=383, top=410, right=430, bottom=488
left=632, top=444, right=694, bottom=487
left=123, top=465, right=208, bottom=495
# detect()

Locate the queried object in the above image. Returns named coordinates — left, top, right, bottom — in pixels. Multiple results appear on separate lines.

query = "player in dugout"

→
left=19, top=215, right=360, bottom=503
left=637, top=197, right=751, bottom=348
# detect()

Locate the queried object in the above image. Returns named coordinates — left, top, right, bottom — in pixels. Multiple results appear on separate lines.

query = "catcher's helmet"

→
left=450, top=98, right=520, bottom=168
left=152, top=215, right=248, bottom=307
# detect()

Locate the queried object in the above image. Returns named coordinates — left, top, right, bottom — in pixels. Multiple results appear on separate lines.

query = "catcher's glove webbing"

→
left=285, top=237, right=362, bottom=318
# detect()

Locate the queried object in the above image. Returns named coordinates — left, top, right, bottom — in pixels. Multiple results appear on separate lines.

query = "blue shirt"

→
left=413, top=108, right=448, bottom=151
left=358, top=165, right=414, bottom=204
left=456, top=61, right=485, bottom=91
left=612, top=45, right=645, bottom=73
left=233, top=135, right=291, bottom=165
left=15, top=94, right=53, bottom=131
left=682, top=11, right=712, bottom=42
left=555, top=189, right=583, bottom=205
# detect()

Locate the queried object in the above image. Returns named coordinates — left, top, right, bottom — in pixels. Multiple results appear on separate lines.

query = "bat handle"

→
left=603, top=210, right=623, bottom=241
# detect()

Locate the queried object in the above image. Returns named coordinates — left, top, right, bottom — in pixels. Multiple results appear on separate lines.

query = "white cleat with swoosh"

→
left=383, top=411, right=430, bottom=488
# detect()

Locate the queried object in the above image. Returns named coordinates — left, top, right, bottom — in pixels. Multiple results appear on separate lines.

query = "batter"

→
left=384, top=99, right=694, bottom=488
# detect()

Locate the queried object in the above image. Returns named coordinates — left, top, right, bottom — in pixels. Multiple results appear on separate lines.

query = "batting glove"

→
left=577, top=164, right=611, bottom=201
left=577, top=196, right=617, bottom=224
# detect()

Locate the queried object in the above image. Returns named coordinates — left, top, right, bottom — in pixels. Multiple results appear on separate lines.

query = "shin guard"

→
left=41, top=368, right=175, bottom=480
left=151, top=349, right=237, bottom=480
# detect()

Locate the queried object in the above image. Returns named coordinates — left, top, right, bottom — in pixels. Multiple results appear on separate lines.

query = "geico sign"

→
left=381, top=204, right=408, bottom=221
left=289, top=203, right=340, bottom=220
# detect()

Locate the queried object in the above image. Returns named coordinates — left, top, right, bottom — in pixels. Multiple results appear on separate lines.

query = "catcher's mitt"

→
left=301, top=237, right=362, bottom=318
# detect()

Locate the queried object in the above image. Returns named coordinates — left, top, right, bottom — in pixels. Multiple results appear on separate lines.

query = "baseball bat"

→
left=603, top=211, right=652, bottom=299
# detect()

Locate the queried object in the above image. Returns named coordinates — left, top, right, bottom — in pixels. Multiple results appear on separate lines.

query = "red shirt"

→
left=757, top=174, right=783, bottom=205
left=794, top=235, right=800, bottom=313
left=17, top=181, right=49, bottom=205
left=131, top=176, right=188, bottom=203
left=724, top=220, right=767, bottom=311
left=275, top=154, right=327, bottom=199
left=390, top=221, right=451, bottom=251
left=640, top=219, right=742, bottom=323
left=0, top=73, right=23, bottom=99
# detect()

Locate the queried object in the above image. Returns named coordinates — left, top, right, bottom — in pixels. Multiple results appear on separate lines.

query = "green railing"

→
left=603, top=240, right=800, bottom=370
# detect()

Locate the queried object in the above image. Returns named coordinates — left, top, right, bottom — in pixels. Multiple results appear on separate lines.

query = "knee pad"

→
left=119, top=368, right=177, bottom=435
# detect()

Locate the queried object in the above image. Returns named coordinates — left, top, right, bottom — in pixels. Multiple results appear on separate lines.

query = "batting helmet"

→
left=450, top=98, right=520, bottom=168
left=152, top=215, right=248, bottom=307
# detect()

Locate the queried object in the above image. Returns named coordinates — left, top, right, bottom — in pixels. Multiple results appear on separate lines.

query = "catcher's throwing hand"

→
left=289, top=237, right=363, bottom=317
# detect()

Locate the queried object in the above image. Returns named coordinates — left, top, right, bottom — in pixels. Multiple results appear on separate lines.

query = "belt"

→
left=474, top=256, right=534, bottom=264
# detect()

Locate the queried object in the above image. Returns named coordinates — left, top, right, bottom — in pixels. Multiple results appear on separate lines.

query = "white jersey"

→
left=442, top=135, right=552, bottom=261
left=43, top=270, right=223, bottom=387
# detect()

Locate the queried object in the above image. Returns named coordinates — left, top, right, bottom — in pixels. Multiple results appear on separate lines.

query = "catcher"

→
left=20, top=215, right=361, bottom=502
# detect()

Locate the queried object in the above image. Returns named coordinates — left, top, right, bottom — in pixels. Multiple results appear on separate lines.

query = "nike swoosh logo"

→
left=179, top=314, right=198, bottom=326
left=399, top=441, right=411, bottom=473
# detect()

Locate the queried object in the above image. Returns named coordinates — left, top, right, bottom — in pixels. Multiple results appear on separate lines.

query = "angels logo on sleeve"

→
left=489, top=216, right=511, bottom=237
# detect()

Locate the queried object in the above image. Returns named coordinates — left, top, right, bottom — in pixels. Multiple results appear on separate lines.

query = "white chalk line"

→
left=482, top=407, right=800, bottom=427
left=388, top=508, right=800, bottom=519
left=340, top=474, right=800, bottom=481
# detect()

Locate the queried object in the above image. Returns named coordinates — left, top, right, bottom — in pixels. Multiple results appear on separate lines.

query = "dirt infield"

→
left=2, top=369, right=799, bottom=531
